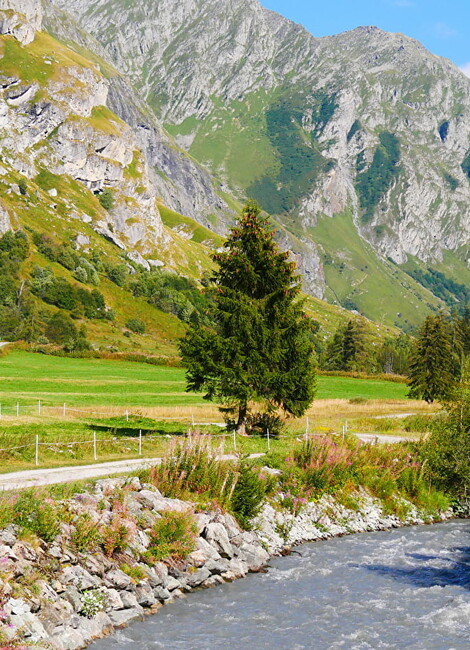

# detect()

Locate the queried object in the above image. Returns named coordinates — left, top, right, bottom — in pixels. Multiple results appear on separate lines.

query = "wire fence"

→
left=0, top=400, right=226, bottom=424
left=0, top=427, right=396, bottom=469
left=0, top=401, right=399, bottom=469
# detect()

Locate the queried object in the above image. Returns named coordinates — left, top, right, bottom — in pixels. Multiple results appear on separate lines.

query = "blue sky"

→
left=261, top=0, right=470, bottom=74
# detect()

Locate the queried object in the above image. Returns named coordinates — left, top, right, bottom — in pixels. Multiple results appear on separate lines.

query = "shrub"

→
left=420, top=387, right=470, bottom=499
left=80, top=588, right=108, bottom=618
left=13, top=491, right=60, bottom=543
left=71, top=513, right=101, bottom=552
left=146, top=511, right=197, bottom=561
left=125, top=318, right=146, bottom=334
left=101, top=516, right=132, bottom=557
left=98, top=189, right=115, bottom=211
left=230, top=464, right=267, bottom=529
left=18, top=178, right=28, bottom=196
left=73, top=266, right=89, bottom=284
left=46, top=312, right=79, bottom=345
left=120, top=563, right=147, bottom=582
left=245, top=412, right=285, bottom=438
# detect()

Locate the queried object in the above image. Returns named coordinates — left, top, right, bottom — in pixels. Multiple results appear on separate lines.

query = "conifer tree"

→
left=407, top=314, right=456, bottom=403
left=179, top=202, right=316, bottom=433
left=325, top=319, right=370, bottom=372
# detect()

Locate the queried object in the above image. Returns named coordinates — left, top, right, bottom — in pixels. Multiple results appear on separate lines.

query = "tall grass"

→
left=149, top=436, right=239, bottom=508
left=285, top=435, right=449, bottom=515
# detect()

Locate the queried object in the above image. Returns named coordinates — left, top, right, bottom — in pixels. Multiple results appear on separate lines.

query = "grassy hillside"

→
left=309, top=211, right=444, bottom=330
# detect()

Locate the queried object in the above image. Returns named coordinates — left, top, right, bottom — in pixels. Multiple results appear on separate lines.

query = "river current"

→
left=92, top=520, right=470, bottom=649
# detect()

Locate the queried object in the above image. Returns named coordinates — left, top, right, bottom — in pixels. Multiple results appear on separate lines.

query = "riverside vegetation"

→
left=0, top=432, right=457, bottom=649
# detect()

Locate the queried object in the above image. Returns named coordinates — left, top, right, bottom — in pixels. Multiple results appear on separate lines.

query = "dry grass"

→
left=0, top=400, right=438, bottom=429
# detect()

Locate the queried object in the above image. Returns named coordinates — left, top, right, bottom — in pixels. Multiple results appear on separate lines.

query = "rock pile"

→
left=0, top=476, right=269, bottom=650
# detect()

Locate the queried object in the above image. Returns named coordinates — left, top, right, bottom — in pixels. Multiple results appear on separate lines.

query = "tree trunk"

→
left=236, top=403, right=248, bottom=436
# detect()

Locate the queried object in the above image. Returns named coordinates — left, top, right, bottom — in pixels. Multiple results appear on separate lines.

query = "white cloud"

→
left=460, top=62, right=470, bottom=77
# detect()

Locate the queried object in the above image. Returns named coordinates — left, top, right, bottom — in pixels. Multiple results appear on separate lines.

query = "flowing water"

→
left=92, top=520, right=470, bottom=649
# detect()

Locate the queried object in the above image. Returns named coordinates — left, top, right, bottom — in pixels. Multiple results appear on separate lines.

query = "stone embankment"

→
left=0, top=477, right=452, bottom=649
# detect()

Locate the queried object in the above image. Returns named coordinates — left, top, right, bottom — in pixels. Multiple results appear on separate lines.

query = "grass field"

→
left=0, top=350, right=409, bottom=410
left=0, top=350, right=438, bottom=474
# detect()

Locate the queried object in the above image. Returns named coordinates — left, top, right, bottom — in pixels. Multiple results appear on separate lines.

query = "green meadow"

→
left=0, top=350, right=408, bottom=410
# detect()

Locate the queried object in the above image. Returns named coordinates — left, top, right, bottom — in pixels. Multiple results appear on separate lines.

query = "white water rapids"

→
left=92, top=520, right=470, bottom=649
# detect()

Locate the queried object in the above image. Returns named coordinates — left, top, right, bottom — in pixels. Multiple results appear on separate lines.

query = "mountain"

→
left=0, top=0, right=369, bottom=355
left=53, top=0, right=470, bottom=328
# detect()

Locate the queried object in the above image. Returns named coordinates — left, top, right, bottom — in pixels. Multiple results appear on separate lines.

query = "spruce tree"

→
left=408, top=314, right=456, bottom=403
left=179, top=202, right=316, bottom=433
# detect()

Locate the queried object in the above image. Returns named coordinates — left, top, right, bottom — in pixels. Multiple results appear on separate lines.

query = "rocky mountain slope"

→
left=0, top=0, right=368, bottom=353
left=54, top=0, right=470, bottom=328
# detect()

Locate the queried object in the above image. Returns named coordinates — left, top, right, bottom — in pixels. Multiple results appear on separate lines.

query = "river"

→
left=92, top=520, right=470, bottom=649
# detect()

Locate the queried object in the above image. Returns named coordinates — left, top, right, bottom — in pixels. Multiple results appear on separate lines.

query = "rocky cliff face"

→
left=0, top=0, right=230, bottom=266
left=54, top=0, right=470, bottom=324
left=0, top=0, right=42, bottom=44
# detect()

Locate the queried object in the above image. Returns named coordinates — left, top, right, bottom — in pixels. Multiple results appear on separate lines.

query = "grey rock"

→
left=165, top=575, right=182, bottom=592
left=105, top=569, right=133, bottom=590
left=8, top=598, right=30, bottom=616
left=204, top=558, right=230, bottom=575
left=135, top=584, right=156, bottom=607
left=9, top=611, right=48, bottom=641
left=0, top=525, right=17, bottom=546
left=119, top=591, right=140, bottom=609
left=203, top=575, right=225, bottom=588
left=153, top=586, right=172, bottom=602
left=204, top=522, right=234, bottom=558
left=63, top=587, right=82, bottom=613
left=238, top=542, right=269, bottom=571
left=103, top=588, right=123, bottom=611
left=185, top=567, right=211, bottom=588
left=195, top=536, right=221, bottom=561
left=60, top=565, right=100, bottom=590
left=109, top=607, right=143, bottom=627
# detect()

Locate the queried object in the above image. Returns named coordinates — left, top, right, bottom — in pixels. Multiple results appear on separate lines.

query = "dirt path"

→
left=0, top=453, right=265, bottom=491
left=355, top=433, right=415, bottom=444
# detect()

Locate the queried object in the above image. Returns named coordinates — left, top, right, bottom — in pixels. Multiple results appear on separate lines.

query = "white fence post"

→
left=233, top=430, right=237, bottom=452
left=267, top=428, right=271, bottom=452
left=125, top=410, right=129, bottom=422
left=139, top=430, right=142, bottom=456
left=35, top=435, right=39, bottom=466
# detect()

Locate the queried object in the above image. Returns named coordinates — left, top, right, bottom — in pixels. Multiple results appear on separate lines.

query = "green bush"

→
left=71, top=513, right=101, bottom=552
left=98, top=189, right=115, bottom=211
left=18, top=178, right=28, bottom=195
left=125, top=318, right=146, bottom=334
left=13, top=491, right=61, bottom=543
left=231, top=464, right=267, bottom=529
left=146, top=511, right=197, bottom=561
left=420, top=387, right=470, bottom=499
left=245, top=412, right=286, bottom=438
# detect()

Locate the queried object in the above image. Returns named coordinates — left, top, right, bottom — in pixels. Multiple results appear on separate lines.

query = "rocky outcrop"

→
left=0, top=476, right=451, bottom=650
left=43, top=0, right=231, bottom=233
left=0, top=0, right=43, bottom=45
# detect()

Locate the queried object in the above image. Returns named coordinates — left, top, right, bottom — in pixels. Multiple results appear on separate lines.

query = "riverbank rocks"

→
left=0, top=479, right=453, bottom=650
